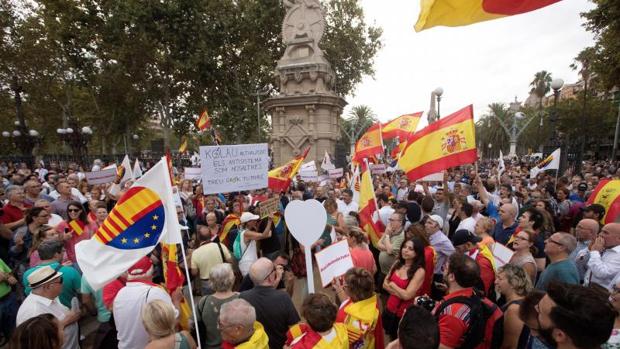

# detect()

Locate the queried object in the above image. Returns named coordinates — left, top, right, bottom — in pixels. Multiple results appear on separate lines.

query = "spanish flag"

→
left=196, top=109, right=211, bottom=131
left=161, top=243, right=192, bottom=331
left=398, top=105, right=477, bottom=182
left=268, top=147, right=310, bottom=193
left=220, top=214, right=240, bottom=246
left=335, top=295, right=384, bottom=349
left=390, top=141, right=407, bottom=160
left=353, top=123, right=383, bottom=162
left=286, top=323, right=349, bottom=349
left=358, top=160, right=385, bottom=247
left=415, top=0, right=562, bottom=32
left=69, top=220, right=86, bottom=236
left=382, top=112, right=422, bottom=140
left=586, top=179, right=620, bottom=224
left=178, top=137, right=188, bottom=154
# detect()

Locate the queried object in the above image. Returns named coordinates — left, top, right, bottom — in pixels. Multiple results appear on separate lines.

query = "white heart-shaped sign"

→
left=284, top=199, right=327, bottom=246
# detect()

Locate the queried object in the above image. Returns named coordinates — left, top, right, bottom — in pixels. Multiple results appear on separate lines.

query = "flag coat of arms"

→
left=268, top=147, right=310, bottom=193
left=398, top=105, right=477, bottom=182
left=353, top=123, right=384, bottom=162
left=415, top=0, right=562, bottom=32
left=76, top=158, right=182, bottom=290
left=586, top=179, right=620, bottom=224
left=382, top=112, right=422, bottom=140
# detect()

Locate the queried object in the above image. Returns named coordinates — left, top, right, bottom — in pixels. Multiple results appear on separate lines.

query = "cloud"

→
left=344, top=0, right=595, bottom=128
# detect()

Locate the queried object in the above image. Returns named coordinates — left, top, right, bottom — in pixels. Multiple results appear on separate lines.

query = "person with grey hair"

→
left=240, top=258, right=299, bottom=349
left=197, top=263, right=239, bottom=349
left=1, top=185, right=29, bottom=230
left=536, top=232, right=579, bottom=290
left=219, top=298, right=269, bottom=348
left=22, top=240, right=81, bottom=309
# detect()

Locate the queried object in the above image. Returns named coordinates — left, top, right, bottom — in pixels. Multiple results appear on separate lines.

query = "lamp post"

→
left=550, top=78, right=565, bottom=173
left=491, top=98, right=537, bottom=157
left=434, top=87, right=444, bottom=119
left=488, top=143, right=492, bottom=160
left=255, top=87, right=270, bottom=142
left=57, top=123, right=93, bottom=164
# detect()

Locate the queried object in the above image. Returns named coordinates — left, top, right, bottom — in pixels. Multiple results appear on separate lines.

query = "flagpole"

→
left=179, top=236, right=203, bottom=348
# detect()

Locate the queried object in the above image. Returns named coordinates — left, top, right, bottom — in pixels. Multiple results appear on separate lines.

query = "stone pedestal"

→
left=263, top=0, right=347, bottom=166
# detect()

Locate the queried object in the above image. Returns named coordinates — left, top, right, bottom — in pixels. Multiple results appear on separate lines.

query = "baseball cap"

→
left=428, top=215, right=444, bottom=229
left=240, top=212, right=260, bottom=224
left=452, top=229, right=482, bottom=246
left=578, top=183, right=588, bottom=191
left=28, top=265, right=63, bottom=288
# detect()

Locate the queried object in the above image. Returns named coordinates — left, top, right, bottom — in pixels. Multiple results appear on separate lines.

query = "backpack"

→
left=232, top=229, right=246, bottom=260
left=434, top=292, right=503, bottom=349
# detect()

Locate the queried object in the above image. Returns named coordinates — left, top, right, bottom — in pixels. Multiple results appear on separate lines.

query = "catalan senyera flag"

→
left=358, top=160, right=385, bottom=248
left=178, top=138, right=188, bottom=154
left=220, top=213, right=240, bottom=246
left=353, top=123, right=383, bottom=162
left=382, top=112, right=422, bottom=140
left=75, top=158, right=182, bottom=290
left=398, top=105, right=477, bottom=182
left=586, top=179, right=620, bottom=224
left=415, top=0, right=562, bottom=32
left=196, top=109, right=211, bottom=131
left=69, top=220, right=86, bottom=236
left=268, top=147, right=310, bottom=193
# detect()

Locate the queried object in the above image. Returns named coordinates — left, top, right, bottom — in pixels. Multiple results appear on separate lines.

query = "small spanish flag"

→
left=586, top=179, right=620, bottom=224
left=415, top=0, right=562, bottom=32
left=398, top=105, right=477, bottom=182
left=178, top=138, right=188, bottom=154
left=196, top=109, right=211, bottom=131
left=69, top=220, right=86, bottom=236
left=268, top=147, right=310, bottom=193
left=353, top=123, right=384, bottom=162
left=382, top=112, right=422, bottom=140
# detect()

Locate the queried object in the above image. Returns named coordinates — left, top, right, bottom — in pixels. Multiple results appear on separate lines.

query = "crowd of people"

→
left=0, top=157, right=619, bottom=349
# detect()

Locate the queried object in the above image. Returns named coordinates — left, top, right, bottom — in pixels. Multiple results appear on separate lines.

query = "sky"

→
left=344, top=0, right=596, bottom=128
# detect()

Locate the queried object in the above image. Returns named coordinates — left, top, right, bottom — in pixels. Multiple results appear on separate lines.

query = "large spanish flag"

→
left=415, top=0, right=562, bottom=32
left=353, top=123, right=383, bottom=162
left=398, top=105, right=477, bottom=182
left=196, top=109, right=211, bottom=131
left=358, top=160, right=385, bottom=247
left=268, top=147, right=310, bottom=193
left=586, top=179, right=620, bottom=224
left=382, top=112, right=422, bottom=140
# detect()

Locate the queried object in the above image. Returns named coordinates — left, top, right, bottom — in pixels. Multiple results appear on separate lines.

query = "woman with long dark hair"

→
left=55, top=201, right=96, bottom=268
left=382, top=237, right=426, bottom=339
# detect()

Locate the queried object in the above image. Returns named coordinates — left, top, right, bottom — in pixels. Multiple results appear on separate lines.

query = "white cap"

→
left=240, top=212, right=260, bottom=224
left=428, top=214, right=444, bottom=229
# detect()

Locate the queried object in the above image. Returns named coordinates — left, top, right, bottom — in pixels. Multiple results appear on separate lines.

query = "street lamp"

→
left=491, top=98, right=538, bottom=157
left=550, top=78, right=565, bottom=172
left=434, top=87, right=444, bottom=119
left=57, top=122, right=93, bottom=164
left=255, top=86, right=270, bottom=141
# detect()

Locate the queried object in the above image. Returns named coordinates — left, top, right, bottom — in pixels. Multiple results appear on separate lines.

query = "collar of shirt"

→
left=29, top=293, right=56, bottom=307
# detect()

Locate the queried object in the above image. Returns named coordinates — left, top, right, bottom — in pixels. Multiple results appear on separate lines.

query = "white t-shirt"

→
left=456, top=216, right=476, bottom=234
left=49, top=188, right=88, bottom=204
left=337, top=200, right=359, bottom=216
left=379, top=205, right=395, bottom=226
left=17, top=293, right=80, bottom=349
left=113, top=282, right=176, bottom=349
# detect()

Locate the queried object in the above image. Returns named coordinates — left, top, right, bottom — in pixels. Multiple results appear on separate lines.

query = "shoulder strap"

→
left=197, top=296, right=208, bottom=318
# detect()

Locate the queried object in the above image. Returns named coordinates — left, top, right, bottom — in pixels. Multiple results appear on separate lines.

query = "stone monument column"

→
left=263, top=0, right=347, bottom=166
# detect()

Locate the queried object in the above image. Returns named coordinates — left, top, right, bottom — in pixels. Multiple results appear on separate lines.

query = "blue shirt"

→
left=493, top=221, right=518, bottom=245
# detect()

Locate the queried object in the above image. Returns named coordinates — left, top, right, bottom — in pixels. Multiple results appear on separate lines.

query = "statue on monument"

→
left=281, top=0, right=326, bottom=60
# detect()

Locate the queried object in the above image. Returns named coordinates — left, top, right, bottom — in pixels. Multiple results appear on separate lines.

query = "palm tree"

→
left=529, top=70, right=552, bottom=110
left=341, top=104, right=378, bottom=158
left=570, top=47, right=596, bottom=173
left=477, top=103, right=511, bottom=157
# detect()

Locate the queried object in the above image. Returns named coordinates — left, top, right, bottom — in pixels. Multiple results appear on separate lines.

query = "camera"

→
left=416, top=296, right=436, bottom=312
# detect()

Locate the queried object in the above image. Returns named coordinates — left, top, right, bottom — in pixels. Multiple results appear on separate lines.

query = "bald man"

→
left=572, top=218, right=601, bottom=281
left=584, top=223, right=620, bottom=290
left=492, top=203, right=518, bottom=245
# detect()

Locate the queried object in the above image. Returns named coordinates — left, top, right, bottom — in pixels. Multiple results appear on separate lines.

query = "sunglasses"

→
left=67, top=208, right=81, bottom=213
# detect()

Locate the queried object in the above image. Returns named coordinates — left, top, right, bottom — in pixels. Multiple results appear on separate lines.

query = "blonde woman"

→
left=495, top=264, right=533, bottom=349
left=142, top=300, right=197, bottom=349
left=474, top=216, right=495, bottom=247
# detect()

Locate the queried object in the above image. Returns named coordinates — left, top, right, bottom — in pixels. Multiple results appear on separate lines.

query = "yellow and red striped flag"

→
left=69, top=220, right=86, bottom=236
left=382, top=112, right=422, bottom=140
left=161, top=243, right=192, bottom=331
left=353, top=123, right=383, bottom=162
left=196, top=109, right=211, bottom=131
left=358, top=160, right=385, bottom=247
left=268, top=147, right=310, bottom=193
left=220, top=214, right=240, bottom=245
left=586, top=179, right=620, bottom=224
left=178, top=138, right=188, bottom=154
left=398, top=105, right=477, bottom=182
left=415, top=0, right=562, bottom=32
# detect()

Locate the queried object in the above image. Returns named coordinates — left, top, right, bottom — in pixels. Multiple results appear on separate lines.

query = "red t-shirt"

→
left=349, top=247, right=376, bottom=275
left=0, top=203, right=30, bottom=224
left=421, top=246, right=435, bottom=296
left=433, top=288, right=503, bottom=349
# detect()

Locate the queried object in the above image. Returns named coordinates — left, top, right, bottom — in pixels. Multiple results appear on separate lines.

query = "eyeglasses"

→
left=514, top=236, right=530, bottom=242
left=612, top=285, right=620, bottom=294
left=547, top=239, right=564, bottom=247
left=263, top=266, right=276, bottom=282
left=67, top=208, right=81, bottom=213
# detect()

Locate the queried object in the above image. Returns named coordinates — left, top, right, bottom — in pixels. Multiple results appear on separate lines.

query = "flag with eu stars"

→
left=76, top=157, right=182, bottom=290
